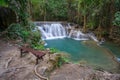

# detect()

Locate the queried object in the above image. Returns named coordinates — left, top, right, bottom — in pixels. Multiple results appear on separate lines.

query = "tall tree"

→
left=76, top=0, right=94, bottom=32
left=6, top=0, right=31, bottom=29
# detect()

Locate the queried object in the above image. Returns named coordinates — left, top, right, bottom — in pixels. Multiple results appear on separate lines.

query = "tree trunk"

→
left=96, top=23, right=102, bottom=40
left=110, top=0, right=115, bottom=35
left=44, top=8, right=46, bottom=21
left=83, top=15, right=86, bottom=32
left=67, top=0, right=72, bottom=21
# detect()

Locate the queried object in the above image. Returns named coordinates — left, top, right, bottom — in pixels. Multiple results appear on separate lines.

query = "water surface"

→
left=45, top=38, right=119, bottom=72
left=102, top=42, right=120, bottom=58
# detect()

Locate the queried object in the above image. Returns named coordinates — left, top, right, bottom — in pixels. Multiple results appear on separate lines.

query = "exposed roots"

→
left=5, top=57, right=13, bottom=69
left=34, top=64, right=48, bottom=80
left=0, top=66, right=26, bottom=77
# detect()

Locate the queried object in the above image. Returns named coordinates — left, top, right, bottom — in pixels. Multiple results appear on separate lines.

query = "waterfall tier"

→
left=35, top=22, right=98, bottom=42
left=68, top=30, right=88, bottom=40
left=37, top=24, right=67, bottom=40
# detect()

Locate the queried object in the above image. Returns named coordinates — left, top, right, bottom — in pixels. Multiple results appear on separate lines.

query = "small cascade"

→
left=68, top=30, right=89, bottom=40
left=37, top=23, right=67, bottom=40
left=88, top=33, right=99, bottom=42
left=35, top=22, right=98, bottom=42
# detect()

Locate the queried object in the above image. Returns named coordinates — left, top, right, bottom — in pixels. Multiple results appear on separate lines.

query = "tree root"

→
left=5, top=57, right=13, bottom=69
left=0, top=66, right=26, bottom=77
left=34, top=64, right=48, bottom=80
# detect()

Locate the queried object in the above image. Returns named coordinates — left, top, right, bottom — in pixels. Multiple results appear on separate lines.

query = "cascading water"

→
left=35, top=22, right=98, bottom=42
left=88, top=33, right=99, bottom=42
left=37, top=23, right=67, bottom=40
left=68, top=30, right=88, bottom=40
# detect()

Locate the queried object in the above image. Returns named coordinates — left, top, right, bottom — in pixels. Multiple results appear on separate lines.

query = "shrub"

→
left=113, top=11, right=120, bottom=27
left=7, top=23, right=42, bottom=46
left=32, top=44, right=45, bottom=50
left=7, top=23, right=32, bottom=42
left=7, top=23, right=24, bottom=39
left=49, top=48, right=59, bottom=54
left=30, top=30, right=41, bottom=44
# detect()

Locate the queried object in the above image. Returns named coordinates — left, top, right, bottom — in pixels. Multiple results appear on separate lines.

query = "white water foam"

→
left=36, top=22, right=98, bottom=42
left=37, top=24, right=67, bottom=40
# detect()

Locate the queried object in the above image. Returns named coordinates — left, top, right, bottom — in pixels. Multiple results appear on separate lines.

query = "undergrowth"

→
left=6, top=23, right=42, bottom=47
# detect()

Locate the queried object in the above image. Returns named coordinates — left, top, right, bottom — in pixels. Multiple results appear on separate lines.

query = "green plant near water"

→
left=7, top=23, right=42, bottom=47
left=57, top=52, right=71, bottom=67
left=7, top=23, right=30, bottom=40
left=30, top=30, right=41, bottom=44
left=52, top=54, right=69, bottom=68
left=60, top=56, right=70, bottom=63
left=32, top=44, right=45, bottom=50
left=57, top=56, right=64, bottom=67
left=57, top=55, right=71, bottom=67
left=49, top=48, right=59, bottom=54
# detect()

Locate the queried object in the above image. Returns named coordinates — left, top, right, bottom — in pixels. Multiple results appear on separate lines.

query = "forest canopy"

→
left=0, top=0, right=120, bottom=43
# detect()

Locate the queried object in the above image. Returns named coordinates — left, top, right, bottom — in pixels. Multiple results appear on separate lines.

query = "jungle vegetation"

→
left=0, top=0, right=120, bottom=45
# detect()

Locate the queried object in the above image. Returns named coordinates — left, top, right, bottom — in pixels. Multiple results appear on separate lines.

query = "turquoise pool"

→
left=45, top=38, right=120, bottom=72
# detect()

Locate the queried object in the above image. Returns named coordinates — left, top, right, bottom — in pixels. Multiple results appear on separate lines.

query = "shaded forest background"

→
left=0, top=0, right=120, bottom=44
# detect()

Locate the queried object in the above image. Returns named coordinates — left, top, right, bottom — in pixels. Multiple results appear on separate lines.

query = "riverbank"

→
left=0, top=38, right=120, bottom=80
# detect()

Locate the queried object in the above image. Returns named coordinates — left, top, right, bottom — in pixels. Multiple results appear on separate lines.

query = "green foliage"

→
left=57, top=54, right=70, bottom=67
left=6, top=0, right=30, bottom=28
left=31, top=0, right=68, bottom=20
left=30, top=30, right=41, bottom=44
left=7, top=23, right=24, bottom=39
left=47, top=0, right=67, bottom=19
left=3, top=0, right=120, bottom=43
left=111, top=11, right=120, bottom=42
left=113, top=11, right=120, bottom=27
left=60, top=56, right=70, bottom=63
left=115, top=0, right=120, bottom=11
left=32, top=44, right=45, bottom=50
left=20, top=30, right=30, bottom=42
left=30, top=0, right=42, bottom=20
left=29, top=30, right=44, bottom=50
left=49, top=48, right=59, bottom=54
left=7, top=23, right=41, bottom=46
left=86, top=21, right=96, bottom=30
left=7, top=23, right=32, bottom=42
left=57, top=56, right=64, bottom=67
left=0, top=0, right=8, bottom=7
left=27, top=30, right=42, bottom=49
left=3, top=0, right=43, bottom=48
left=52, top=54, right=67, bottom=68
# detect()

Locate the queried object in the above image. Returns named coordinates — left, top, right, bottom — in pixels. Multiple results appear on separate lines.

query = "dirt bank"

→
left=0, top=38, right=120, bottom=80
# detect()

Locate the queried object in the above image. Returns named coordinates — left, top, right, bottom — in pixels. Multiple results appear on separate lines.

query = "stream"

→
left=35, top=22, right=120, bottom=73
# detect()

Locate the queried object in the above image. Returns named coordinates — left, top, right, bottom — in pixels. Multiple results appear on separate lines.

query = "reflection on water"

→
left=102, top=42, right=120, bottom=58
left=45, top=38, right=120, bottom=73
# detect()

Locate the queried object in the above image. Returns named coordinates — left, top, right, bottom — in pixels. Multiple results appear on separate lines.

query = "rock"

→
left=43, top=53, right=62, bottom=72
left=50, top=63, right=120, bottom=80
left=24, top=52, right=36, bottom=64
left=39, top=66, right=47, bottom=75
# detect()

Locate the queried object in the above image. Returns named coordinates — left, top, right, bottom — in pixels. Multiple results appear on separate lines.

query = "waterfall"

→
left=88, top=33, right=99, bottom=42
left=35, top=22, right=98, bottom=42
left=68, top=30, right=89, bottom=40
left=37, top=23, right=67, bottom=40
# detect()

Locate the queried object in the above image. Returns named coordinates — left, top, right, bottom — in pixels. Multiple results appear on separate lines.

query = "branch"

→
left=0, top=66, right=26, bottom=77
left=34, top=64, right=48, bottom=80
left=5, top=57, right=13, bottom=69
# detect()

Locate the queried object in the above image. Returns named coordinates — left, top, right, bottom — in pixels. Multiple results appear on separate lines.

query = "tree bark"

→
left=83, top=15, right=86, bottom=32
left=109, top=0, right=115, bottom=35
